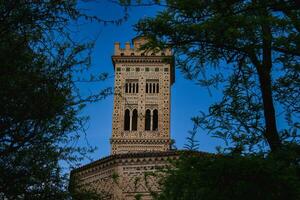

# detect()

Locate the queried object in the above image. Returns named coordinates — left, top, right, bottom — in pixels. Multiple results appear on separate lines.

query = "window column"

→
left=129, top=110, right=132, bottom=131
left=150, top=110, right=153, bottom=131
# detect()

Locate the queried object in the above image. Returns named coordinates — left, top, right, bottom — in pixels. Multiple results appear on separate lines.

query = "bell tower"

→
left=111, top=36, right=175, bottom=154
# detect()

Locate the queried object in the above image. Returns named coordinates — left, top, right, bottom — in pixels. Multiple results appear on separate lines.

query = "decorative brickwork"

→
left=111, top=36, right=174, bottom=155
left=71, top=151, right=180, bottom=200
left=70, top=37, right=176, bottom=199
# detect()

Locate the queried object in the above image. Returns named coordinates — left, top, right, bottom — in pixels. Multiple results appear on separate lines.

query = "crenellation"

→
left=125, top=42, right=131, bottom=50
left=114, top=42, right=121, bottom=55
left=113, top=36, right=172, bottom=57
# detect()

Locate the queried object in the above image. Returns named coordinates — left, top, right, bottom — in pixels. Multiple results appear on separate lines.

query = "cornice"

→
left=70, top=151, right=179, bottom=176
left=110, top=138, right=171, bottom=144
left=112, top=55, right=173, bottom=66
left=70, top=150, right=212, bottom=176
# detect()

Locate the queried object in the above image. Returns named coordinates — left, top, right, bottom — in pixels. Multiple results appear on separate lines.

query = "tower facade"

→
left=111, top=36, right=175, bottom=154
left=71, top=37, right=180, bottom=200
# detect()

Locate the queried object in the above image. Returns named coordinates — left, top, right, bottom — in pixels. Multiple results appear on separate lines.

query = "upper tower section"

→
left=111, top=37, right=175, bottom=155
left=112, top=36, right=175, bottom=84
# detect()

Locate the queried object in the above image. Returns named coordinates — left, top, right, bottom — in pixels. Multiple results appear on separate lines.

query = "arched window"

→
left=153, top=83, right=156, bottom=93
left=129, top=83, right=132, bottom=93
left=146, top=83, right=148, bottom=93
left=133, top=83, right=136, bottom=93
left=132, top=109, right=138, bottom=131
left=145, top=109, right=151, bottom=131
left=136, top=83, right=139, bottom=93
left=125, top=83, right=128, bottom=93
left=156, top=83, right=159, bottom=93
left=152, top=109, right=158, bottom=131
left=124, top=109, right=130, bottom=131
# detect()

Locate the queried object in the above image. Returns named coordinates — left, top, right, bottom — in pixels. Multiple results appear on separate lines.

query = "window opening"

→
left=125, top=83, right=128, bottom=93
left=133, top=83, right=135, bottom=93
left=153, top=83, right=156, bottom=93
left=145, top=109, right=151, bottom=131
left=149, top=83, right=152, bottom=93
left=152, top=109, right=158, bottom=131
left=132, top=109, right=138, bottom=131
left=124, top=109, right=130, bottom=131
left=129, top=83, right=132, bottom=93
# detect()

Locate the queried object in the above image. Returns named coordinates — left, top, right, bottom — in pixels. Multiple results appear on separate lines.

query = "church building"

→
left=70, top=36, right=178, bottom=200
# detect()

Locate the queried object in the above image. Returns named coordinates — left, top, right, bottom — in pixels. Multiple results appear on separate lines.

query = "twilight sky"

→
left=76, top=0, right=223, bottom=165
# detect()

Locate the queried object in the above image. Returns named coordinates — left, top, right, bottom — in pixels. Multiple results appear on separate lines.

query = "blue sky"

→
left=76, top=1, right=223, bottom=164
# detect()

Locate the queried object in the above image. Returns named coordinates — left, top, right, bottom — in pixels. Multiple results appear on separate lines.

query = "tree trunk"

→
left=256, top=20, right=282, bottom=152
left=257, top=67, right=281, bottom=152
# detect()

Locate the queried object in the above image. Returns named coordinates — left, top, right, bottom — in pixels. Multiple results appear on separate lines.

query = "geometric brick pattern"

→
left=71, top=151, right=179, bottom=200
left=111, top=36, right=175, bottom=154
left=71, top=37, right=176, bottom=200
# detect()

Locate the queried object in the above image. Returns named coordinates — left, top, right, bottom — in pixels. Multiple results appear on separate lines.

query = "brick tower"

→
left=71, top=37, right=178, bottom=200
left=111, top=36, right=174, bottom=154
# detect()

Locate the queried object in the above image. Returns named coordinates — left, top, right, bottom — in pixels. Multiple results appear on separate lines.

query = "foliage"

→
left=115, top=1, right=300, bottom=199
left=156, top=146, right=300, bottom=200
left=69, top=176, right=108, bottom=200
left=129, top=0, right=300, bottom=153
left=0, top=0, right=116, bottom=199
left=184, top=124, right=200, bottom=151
